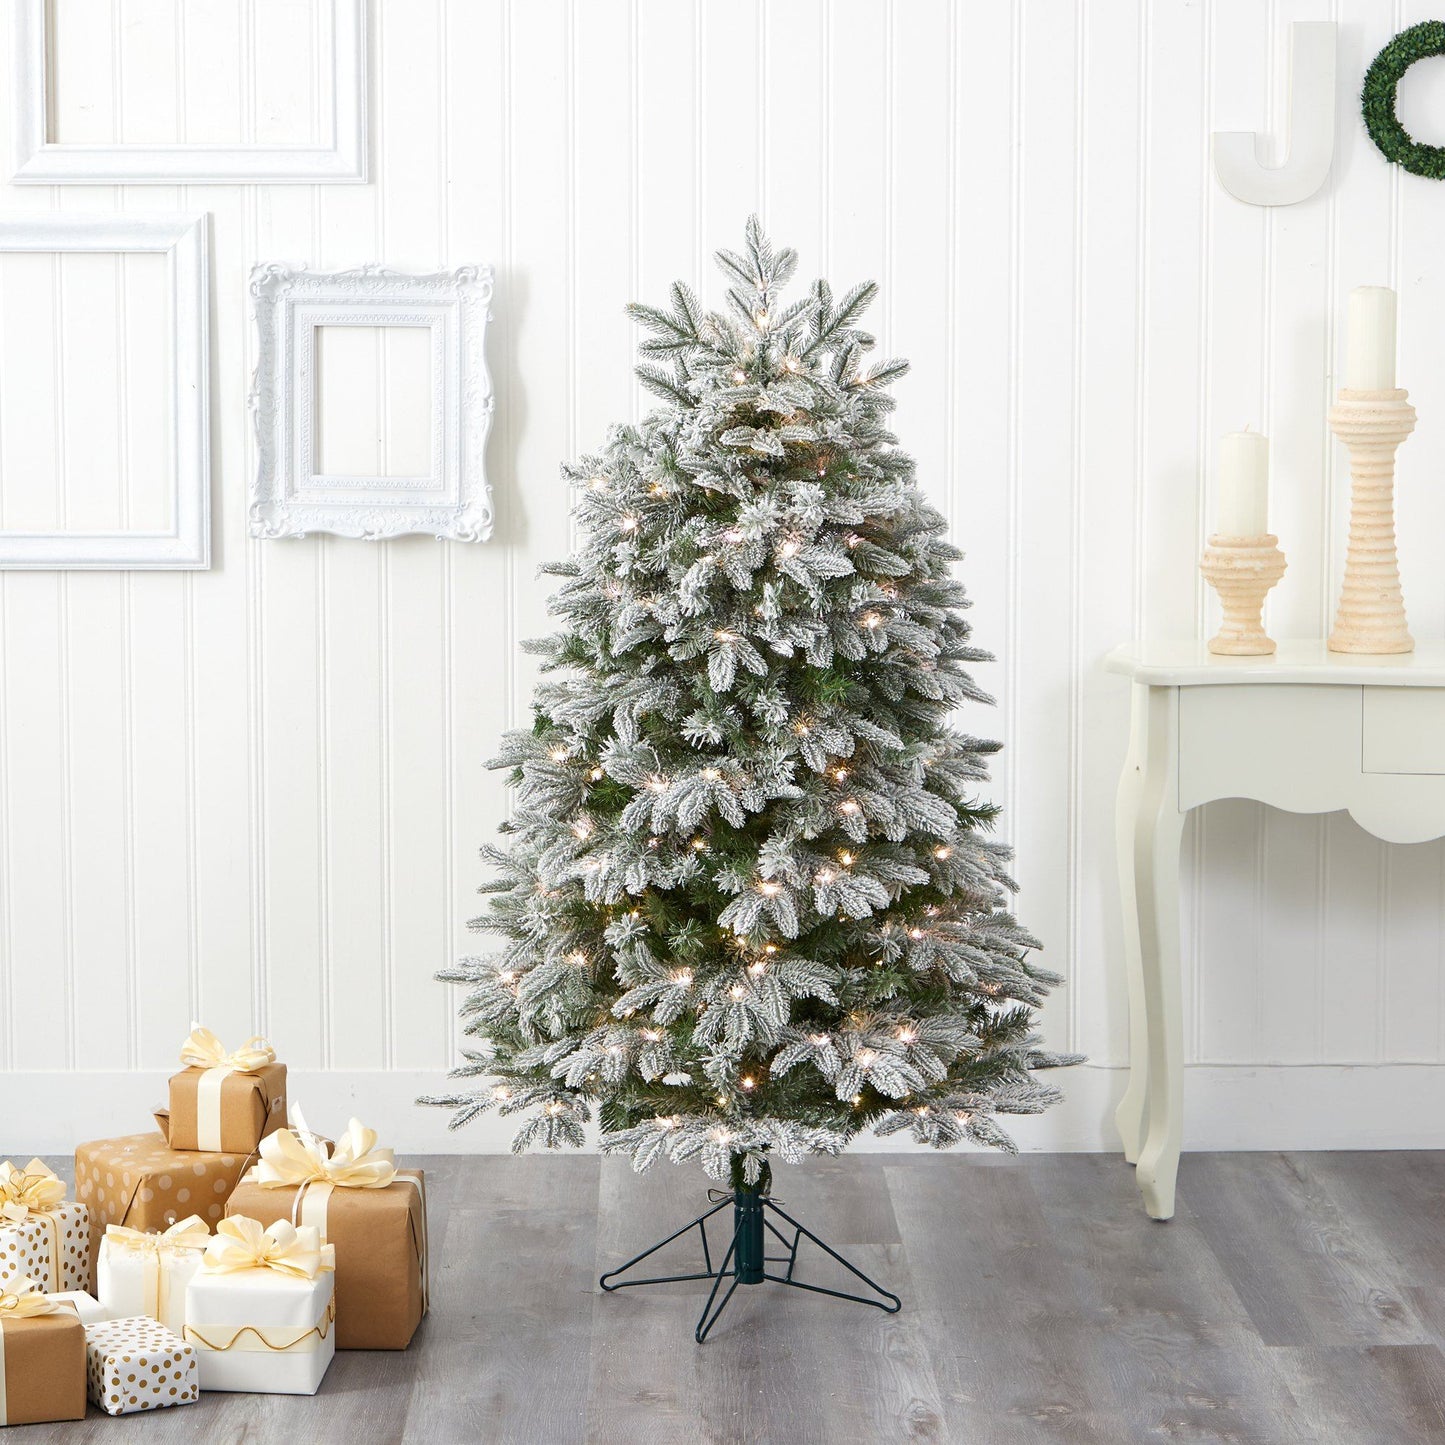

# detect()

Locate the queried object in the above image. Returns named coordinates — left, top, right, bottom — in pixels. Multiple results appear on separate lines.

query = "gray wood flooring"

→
left=13, top=1150, right=1445, bottom=1443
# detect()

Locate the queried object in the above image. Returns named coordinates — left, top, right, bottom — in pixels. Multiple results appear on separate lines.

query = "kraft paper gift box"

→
left=0, top=1159, right=90, bottom=1295
left=0, top=1281, right=87, bottom=1428
left=85, top=1315, right=199, bottom=1417
left=167, top=1024, right=288, bottom=1154
left=97, top=1216, right=212, bottom=1337
left=74, top=1133, right=250, bottom=1285
left=182, top=1217, right=335, bottom=1396
left=226, top=1112, right=429, bottom=1350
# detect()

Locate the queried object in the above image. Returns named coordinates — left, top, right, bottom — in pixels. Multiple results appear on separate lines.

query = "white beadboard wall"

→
left=6, top=0, right=1445, bottom=1154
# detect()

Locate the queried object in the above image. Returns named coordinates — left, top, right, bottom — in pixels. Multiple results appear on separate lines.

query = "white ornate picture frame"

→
left=11, top=0, right=366, bottom=184
left=0, top=212, right=210, bottom=569
left=248, top=263, right=495, bottom=542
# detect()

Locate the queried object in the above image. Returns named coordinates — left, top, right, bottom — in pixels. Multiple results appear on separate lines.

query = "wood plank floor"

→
left=13, top=1151, right=1445, bottom=1443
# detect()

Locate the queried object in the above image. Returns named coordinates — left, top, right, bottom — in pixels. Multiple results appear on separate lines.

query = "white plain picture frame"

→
left=11, top=0, right=367, bottom=185
left=248, top=263, right=495, bottom=543
left=0, top=212, right=210, bottom=570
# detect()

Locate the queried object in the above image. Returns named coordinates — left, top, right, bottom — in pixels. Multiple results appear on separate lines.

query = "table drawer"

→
left=1363, top=687, right=1445, bottom=774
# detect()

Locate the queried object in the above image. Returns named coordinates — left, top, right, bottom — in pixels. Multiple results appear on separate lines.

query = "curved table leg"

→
left=1114, top=685, right=1149, bottom=1164
left=1132, top=687, right=1186, bottom=1221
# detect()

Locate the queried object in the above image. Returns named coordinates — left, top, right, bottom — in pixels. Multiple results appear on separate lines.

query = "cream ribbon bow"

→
left=249, top=1107, right=397, bottom=1192
left=105, top=1215, right=212, bottom=1256
left=201, top=1216, right=334, bottom=1280
left=0, top=1278, right=65, bottom=1319
left=179, top=1024, right=276, bottom=1072
left=0, top=1159, right=66, bottom=1220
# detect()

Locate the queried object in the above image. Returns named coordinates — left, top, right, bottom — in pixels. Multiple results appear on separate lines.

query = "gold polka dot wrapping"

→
left=84, top=1316, right=198, bottom=1416
left=0, top=1201, right=90, bottom=1295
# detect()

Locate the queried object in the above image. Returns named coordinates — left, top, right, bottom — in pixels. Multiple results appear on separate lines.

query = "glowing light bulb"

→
left=741, top=1076, right=756, bottom=1091
left=851, top=1094, right=863, bottom=1106
left=914, top=1105, right=929, bottom=1116
left=845, top=534, right=861, bottom=548
left=840, top=799, right=860, bottom=815
left=839, top=851, right=854, bottom=867
left=649, top=482, right=667, bottom=495
left=731, top=369, right=747, bottom=384
left=810, top=1034, right=829, bottom=1046
left=691, top=837, right=708, bottom=851
left=492, top=1086, right=510, bottom=1100
left=647, top=836, right=660, bottom=849
left=715, top=629, right=736, bottom=642
left=674, top=970, right=692, bottom=988
left=934, top=845, right=952, bottom=860
left=646, top=776, right=667, bottom=792
left=729, top=984, right=745, bottom=1001
left=763, top=943, right=778, bottom=955
left=783, top=357, right=799, bottom=372
left=572, top=820, right=592, bottom=839
left=898, top=1028, right=917, bottom=1044
left=658, top=1116, right=678, bottom=1130
left=909, top=927, right=925, bottom=941
left=498, top=970, right=517, bottom=984
left=546, top=1102, right=564, bottom=1116
left=857, top=1050, right=877, bottom=1067
left=607, top=1045, right=621, bottom=1055
left=833, top=768, right=849, bottom=782
left=588, top=477, right=609, bottom=491
left=567, top=951, right=587, bottom=967
left=779, top=539, right=801, bottom=558
left=759, top=880, right=781, bottom=897
left=816, top=868, right=835, bottom=885
left=589, top=767, right=604, bottom=781
left=748, top=961, right=767, bottom=977
left=701, top=767, right=720, bottom=781
left=860, top=612, right=882, bottom=630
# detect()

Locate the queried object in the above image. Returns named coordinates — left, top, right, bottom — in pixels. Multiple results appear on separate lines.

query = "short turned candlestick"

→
left=1200, top=534, right=1287, bottom=656
left=1328, top=387, right=1416, bottom=655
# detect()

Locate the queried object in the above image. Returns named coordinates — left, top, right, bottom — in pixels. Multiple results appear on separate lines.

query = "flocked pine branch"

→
left=420, top=217, right=1080, bottom=1183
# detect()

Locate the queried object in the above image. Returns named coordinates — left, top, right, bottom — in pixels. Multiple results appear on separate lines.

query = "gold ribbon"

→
left=103, top=1216, right=211, bottom=1328
left=184, top=1297, right=335, bottom=1355
left=0, top=1280, right=73, bottom=1427
left=0, top=1159, right=68, bottom=1290
left=180, top=1024, right=277, bottom=1152
left=201, top=1216, right=335, bottom=1280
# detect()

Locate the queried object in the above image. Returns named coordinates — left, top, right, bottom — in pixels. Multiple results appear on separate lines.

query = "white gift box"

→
left=0, top=1201, right=89, bottom=1294
left=182, top=1265, right=335, bottom=1395
left=97, top=1230, right=206, bottom=1336
left=51, top=1289, right=111, bottom=1325
left=85, top=1315, right=199, bottom=1416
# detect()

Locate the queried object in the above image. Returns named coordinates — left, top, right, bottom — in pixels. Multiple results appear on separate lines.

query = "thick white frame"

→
left=11, top=0, right=367, bottom=184
left=249, top=263, right=495, bottom=543
left=0, top=212, right=210, bottom=570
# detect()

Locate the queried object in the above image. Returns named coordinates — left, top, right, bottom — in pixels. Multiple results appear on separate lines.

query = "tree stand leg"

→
left=599, top=1165, right=902, bottom=1343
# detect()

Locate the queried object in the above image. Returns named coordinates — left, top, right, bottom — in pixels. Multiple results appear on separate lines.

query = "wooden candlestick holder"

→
left=1328, top=387, right=1416, bottom=655
left=1200, top=534, right=1287, bottom=655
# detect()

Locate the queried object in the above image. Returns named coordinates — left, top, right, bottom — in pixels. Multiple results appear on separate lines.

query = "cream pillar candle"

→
left=1345, top=285, right=1397, bottom=390
left=1217, top=430, right=1268, bottom=537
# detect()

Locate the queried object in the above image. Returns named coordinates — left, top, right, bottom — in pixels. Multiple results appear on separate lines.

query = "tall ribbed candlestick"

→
left=1327, top=388, right=1416, bottom=654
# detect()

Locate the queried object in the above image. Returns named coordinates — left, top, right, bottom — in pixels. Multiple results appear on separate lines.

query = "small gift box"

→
left=97, top=1216, right=211, bottom=1336
left=168, top=1024, right=287, bottom=1154
left=0, top=1158, right=90, bottom=1295
left=183, top=1216, right=335, bottom=1395
left=0, top=1280, right=86, bottom=1427
left=74, top=1133, right=250, bottom=1284
left=85, top=1315, right=198, bottom=1416
left=226, top=1111, right=428, bottom=1350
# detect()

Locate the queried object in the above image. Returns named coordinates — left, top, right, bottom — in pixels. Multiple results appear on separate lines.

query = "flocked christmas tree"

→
left=424, top=220, right=1075, bottom=1196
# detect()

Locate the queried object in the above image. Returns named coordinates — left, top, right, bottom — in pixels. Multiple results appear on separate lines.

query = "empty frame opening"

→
left=0, top=249, right=173, bottom=534
left=314, top=325, right=434, bottom=480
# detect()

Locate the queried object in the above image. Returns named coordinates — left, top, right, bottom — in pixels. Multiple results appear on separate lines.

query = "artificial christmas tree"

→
left=424, top=219, right=1076, bottom=1337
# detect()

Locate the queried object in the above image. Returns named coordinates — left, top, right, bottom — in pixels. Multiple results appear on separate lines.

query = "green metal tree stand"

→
left=598, top=1161, right=902, bottom=1343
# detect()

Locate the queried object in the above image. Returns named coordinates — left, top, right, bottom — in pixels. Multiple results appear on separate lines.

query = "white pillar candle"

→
left=1217, top=430, right=1269, bottom=538
left=1345, top=285, right=1397, bottom=391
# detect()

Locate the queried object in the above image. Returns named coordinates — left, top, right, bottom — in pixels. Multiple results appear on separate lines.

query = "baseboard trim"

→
left=5, top=1062, right=1443, bottom=1155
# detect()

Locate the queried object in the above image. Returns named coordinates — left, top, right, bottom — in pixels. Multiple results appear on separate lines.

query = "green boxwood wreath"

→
left=1363, top=21, right=1445, bottom=180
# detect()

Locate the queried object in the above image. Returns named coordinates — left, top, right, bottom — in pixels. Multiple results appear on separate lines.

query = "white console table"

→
left=1105, top=640, right=1445, bottom=1221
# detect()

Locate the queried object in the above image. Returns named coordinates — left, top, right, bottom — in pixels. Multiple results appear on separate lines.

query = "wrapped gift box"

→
left=50, top=1290, right=111, bottom=1325
left=227, top=1118, right=427, bottom=1350
left=74, top=1134, right=249, bottom=1285
left=167, top=1026, right=287, bottom=1154
left=0, top=1285, right=86, bottom=1428
left=97, top=1218, right=211, bottom=1336
left=0, top=1201, right=89, bottom=1296
left=85, top=1315, right=198, bottom=1416
left=182, top=1219, right=335, bottom=1395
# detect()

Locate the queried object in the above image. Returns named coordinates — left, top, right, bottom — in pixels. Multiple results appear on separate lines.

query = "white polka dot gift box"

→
left=183, top=1216, right=335, bottom=1396
left=0, top=1158, right=89, bottom=1295
left=84, top=1315, right=198, bottom=1416
left=97, top=1216, right=211, bottom=1337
